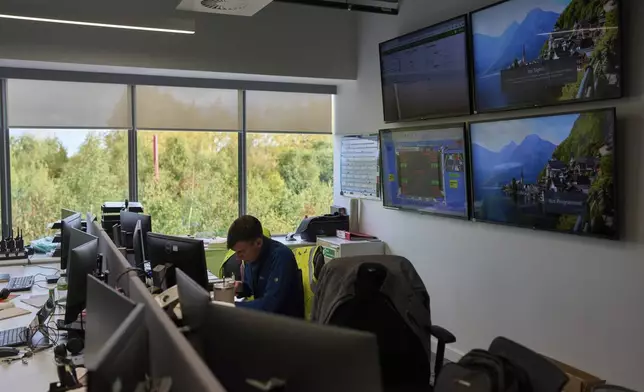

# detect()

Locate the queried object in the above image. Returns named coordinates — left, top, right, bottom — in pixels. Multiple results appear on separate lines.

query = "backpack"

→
left=434, top=349, right=531, bottom=392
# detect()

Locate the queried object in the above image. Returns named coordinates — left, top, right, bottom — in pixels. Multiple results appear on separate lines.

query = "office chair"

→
left=326, top=262, right=455, bottom=391
left=591, top=386, right=638, bottom=392
left=488, top=337, right=568, bottom=392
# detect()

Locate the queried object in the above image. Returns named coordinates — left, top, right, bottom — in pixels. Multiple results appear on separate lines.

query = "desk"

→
left=273, top=234, right=316, bottom=249
left=0, top=263, right=62, bottom=390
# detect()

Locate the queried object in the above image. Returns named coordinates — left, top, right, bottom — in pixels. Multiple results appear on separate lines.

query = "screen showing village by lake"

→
left=470, top=109, right=617, bottom=238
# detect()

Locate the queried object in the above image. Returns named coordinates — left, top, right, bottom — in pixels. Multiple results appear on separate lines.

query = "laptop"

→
left=0, top=298, right=55, bottom=347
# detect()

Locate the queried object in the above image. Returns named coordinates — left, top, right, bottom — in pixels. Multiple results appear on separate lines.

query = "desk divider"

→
left=97, top=227, right=226, bottom=391
left=98, top=229, right=135, bottom=295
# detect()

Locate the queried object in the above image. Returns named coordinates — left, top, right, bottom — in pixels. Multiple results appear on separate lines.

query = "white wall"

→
left=334, top=0, right=644, bottom=388
left=0, top=1, right=357, bottom=80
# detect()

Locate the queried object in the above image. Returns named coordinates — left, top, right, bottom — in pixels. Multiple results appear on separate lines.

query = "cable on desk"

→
left=115, top=267, right=145, bottom=288
left=33, top=264, right=61, bottom=273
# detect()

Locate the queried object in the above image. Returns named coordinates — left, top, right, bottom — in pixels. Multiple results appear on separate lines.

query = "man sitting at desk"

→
left=227, top=215, right=304, bottom=319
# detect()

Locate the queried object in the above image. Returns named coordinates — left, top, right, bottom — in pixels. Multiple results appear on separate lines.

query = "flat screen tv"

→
left=469, top=108, right=617, bottom=239
left=379, top=16, right=471, bottom=122
left=380, top=124, right=469, bottom=218
left=471, top=0, right=622, bottom=113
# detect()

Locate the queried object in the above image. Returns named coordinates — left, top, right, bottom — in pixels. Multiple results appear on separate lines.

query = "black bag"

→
left=434, top=349, right=531, bottom=392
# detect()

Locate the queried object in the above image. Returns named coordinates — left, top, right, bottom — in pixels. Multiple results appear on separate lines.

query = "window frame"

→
left=0, top=71, right=334, bottom=237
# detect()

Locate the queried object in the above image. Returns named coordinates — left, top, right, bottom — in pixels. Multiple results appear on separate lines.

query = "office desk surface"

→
left=0, top=263, right=61, bottom=390
left=273, top=235, right=315, bottom=248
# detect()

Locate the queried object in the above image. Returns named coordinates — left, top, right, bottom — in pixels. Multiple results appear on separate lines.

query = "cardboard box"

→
left=547, top=357, right=606, bottom=392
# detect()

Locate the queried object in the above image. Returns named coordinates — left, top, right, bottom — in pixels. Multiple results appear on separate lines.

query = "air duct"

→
left=176, top=0, right=274, bottom=16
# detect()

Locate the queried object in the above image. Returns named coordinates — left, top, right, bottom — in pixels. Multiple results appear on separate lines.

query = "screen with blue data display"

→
left=380, top=125, right=468, bottom=218
left=379, top=16, right=471, bottom=122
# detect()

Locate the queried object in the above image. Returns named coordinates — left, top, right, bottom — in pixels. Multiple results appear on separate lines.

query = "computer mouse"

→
left=0, top=347, right=19, bottom=358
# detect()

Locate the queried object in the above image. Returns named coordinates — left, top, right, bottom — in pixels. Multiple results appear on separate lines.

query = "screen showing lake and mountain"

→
left=380, top=125, right=468, bottom=218
left=470, top=109, right=617, bottom=238
left=379, top=16, right=471, bottom=122
left=471, top=0, right=621, bottom=112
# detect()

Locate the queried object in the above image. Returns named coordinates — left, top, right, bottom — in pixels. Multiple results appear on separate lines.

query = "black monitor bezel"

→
left=147, top=233, right=208, bottom=290
left=379, top=122, right=471, bottom=221
left=60, top=212, right=82, bottom=270
left=467, top=107, right=619, bottom=240
left=378, top=14, right=474, bottom=123
left=469, top=0, right=624, bottom=114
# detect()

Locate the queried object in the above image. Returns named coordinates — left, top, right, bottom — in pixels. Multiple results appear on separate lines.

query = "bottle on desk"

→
left=56, top=276, right=68, bottom=303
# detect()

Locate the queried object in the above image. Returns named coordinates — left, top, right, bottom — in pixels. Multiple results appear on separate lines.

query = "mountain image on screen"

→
left=473, top=0, right=621, bottom=112
left=475, top=9, right=559, bottom=74
left=470, top=109, right=617, bottom=238
left=472, top=134, right=557, bottom=192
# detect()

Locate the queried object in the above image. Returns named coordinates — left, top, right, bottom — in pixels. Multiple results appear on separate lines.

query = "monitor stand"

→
left=55, top=312, right=85, bottom=338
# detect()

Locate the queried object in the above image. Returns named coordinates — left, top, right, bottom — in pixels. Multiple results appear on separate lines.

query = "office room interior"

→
left=0, top=0, right=641, bottom=390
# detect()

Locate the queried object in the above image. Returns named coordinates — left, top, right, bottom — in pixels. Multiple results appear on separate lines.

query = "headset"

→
left=0, top=288, right=11, bottom=301
left=54, top=338, right=84, bottom=359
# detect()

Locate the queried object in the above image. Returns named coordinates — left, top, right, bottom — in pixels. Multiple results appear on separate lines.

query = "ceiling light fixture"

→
left=0, top=13, right=195, bottom=35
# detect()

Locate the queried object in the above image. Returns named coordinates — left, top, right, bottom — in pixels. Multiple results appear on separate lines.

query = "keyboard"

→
left=0, top=327, right=28, bottom=347
left=6, top=276, right=34, bottom=292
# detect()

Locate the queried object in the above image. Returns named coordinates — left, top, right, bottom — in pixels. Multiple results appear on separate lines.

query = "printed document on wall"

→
left=340, top=134, right=380, bottom=199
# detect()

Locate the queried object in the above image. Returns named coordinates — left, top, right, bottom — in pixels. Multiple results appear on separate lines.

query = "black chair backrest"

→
left=489, top=337, right=568, bottom=392
left=591, top=386, right=638, bottom=392
left=327, top=263, right=430, bottom=389
left=221, top=254, right=242, bottom=279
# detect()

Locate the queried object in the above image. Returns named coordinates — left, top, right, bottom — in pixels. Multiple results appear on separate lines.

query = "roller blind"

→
left=247, top=91, right=332, bottom=133
left=7, top=79, right=130, bottom=128
left=136, top=86, right=239, bottom=130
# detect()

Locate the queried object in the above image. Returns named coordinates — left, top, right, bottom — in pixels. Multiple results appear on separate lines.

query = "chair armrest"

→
left=431, top=325, right=456, bottom=344
left=430, top=325, right=456, bottom=379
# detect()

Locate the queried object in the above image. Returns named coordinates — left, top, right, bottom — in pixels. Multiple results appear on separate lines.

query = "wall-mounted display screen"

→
left=379, top=16, right=471, bottom=122
left=470, top=108, right=617, bottom=239
left=471, top=0, right=622, bottom=112
left=380, top=125, right=468, bottom=218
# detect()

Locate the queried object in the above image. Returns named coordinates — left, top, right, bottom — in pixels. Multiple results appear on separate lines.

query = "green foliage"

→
left=557, top=214, right=578, bottom=231
left=12, top=88, right=333, bottom=242
left=556, top=0, right=605, bottom=30
left=552, top=112, right=606, bottom=162
left=560, top=71, right=585, bottom=101
left=277, top=150, right=320, bottom=195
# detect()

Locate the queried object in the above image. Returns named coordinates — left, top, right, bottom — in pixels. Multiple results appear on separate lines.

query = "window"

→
left=136, top=86, right=239, bottom=130
left=136, top=86, right=241, bottom=236
left=7, top=79, right=130, bottom=241
left=246, top=91, right=333, bottom=234
left=137, top=131, right=238, bottom=236
left=246, top=133, right=333, bottom=234
left=10, top=129, right=129, bottom=241
left=1, top=80, right=333, bottom=241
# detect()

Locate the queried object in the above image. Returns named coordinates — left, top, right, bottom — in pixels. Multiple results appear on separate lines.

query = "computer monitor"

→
left=85, top=275, right=136, bottom=367
left=120, top=211, right=151, bottom=254
left=147, top=233, right=208, bottom=290
left=60, top=212, right=82, bottom=270
left=61, top=208, right=77, bottom=219
left=86, top=212, right=96, bottom=235
left=111, top=224, right=122, bottom=247
left=176, top=270, right=211, bottom=355
left=68, top=228, right=97, bottom=259
left=65, top=239, right=99, bottom=326
left=132, top=221, right=145, bottom=267
left=178, top=271, right=382, bottom=392
left=87, top=304, right=148, bottom=392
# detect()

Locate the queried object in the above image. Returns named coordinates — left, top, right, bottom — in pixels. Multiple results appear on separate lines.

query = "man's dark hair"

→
left=227, top=215, right=264, bottom=249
